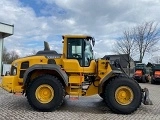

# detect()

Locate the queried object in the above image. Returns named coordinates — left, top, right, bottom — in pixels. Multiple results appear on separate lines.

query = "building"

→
left=0, top=22, right=14, bottom=76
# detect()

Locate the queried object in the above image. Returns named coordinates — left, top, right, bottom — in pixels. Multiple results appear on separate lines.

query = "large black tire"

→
left=104, top=77, right=142, bottom=114
left=99, top=93, right=105, bottom=99
left=26, top=74, right=65, bottom=112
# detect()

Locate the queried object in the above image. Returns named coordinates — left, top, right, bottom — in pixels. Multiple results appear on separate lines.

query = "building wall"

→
left=0, top=34, right=3, bottom=76
left=0, top=22, right=14, bottom=76
left=2, top=64, right=11, bottom=76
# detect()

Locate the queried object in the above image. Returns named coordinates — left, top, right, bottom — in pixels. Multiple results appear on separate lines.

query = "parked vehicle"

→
left=133, top=63, right=149, bottom=83
left=151, top=64, right=160, bottom=84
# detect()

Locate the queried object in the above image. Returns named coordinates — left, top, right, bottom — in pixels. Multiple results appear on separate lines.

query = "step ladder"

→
left=69, top=83, right=81, bottom=100
left=69, top=73, right=84, bottom=100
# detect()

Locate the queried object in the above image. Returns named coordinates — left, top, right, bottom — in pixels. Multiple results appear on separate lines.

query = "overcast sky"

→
left=1, top=0, right=160, bottom=63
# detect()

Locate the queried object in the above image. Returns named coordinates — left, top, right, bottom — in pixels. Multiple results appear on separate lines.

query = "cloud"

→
left=1, top=0, right=160, bottom=63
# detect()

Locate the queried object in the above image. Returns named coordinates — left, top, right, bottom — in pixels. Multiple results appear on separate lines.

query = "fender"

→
left=98, top=70, right=123, bottom=94
left=23, top=64, right=68, bottom=87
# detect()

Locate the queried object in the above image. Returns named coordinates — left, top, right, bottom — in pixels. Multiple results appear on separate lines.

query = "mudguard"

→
left=23, top=64, right=68, bottom=87
left=98, top=70, right=123, bottom=94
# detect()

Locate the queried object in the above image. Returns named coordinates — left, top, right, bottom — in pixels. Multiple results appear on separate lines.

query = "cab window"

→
left=67, top=38, right=83, bottom=66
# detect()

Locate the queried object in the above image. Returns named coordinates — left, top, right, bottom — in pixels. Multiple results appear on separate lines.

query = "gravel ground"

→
left=0, top=78, right=160, bottom=120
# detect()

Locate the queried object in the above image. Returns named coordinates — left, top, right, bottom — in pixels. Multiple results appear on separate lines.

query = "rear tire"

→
left=26, top=74, right=65, bottom=111
left=104, top=77, right=142, bottom=114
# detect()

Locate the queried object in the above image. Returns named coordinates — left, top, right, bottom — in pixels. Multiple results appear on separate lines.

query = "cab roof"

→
left=62, top=34, right=93, bottom=39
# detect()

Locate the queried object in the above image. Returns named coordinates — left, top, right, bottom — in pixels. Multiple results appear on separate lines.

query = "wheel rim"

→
left=35, top=84, right=54, bottom=103
left=115, top=86, right=134, bottom=105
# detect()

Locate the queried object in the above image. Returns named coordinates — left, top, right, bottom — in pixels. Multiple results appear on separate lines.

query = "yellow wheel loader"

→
left=0, top=35, right=152, bottom=114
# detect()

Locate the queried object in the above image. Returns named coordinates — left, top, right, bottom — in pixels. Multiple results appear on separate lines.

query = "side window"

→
left=71, top=46, right=82, bottom=58
left=67, top=38, right=94, bottom=67
left=84, top=40, right=93, bottom=66
left=67, top=38, right=82, bottom=59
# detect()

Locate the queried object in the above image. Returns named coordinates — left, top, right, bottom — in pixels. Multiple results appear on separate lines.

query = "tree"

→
left=25, top=49, right=37, bottom=57
left=150, top=56, right=160, bottom=64
left=8, top=51, right=19, bottom=64
left=32, top=50, right=37, bottom=55
left=133, top=21, right=160, bottom=62
left=115, top=21, right=160, bottom=63
left=2, top=47, right=19, bottom=64
left=114, top=30, right=135, bottom=76
left=114, top=21, right=160, bottom=75
left=2, top=47, right=10, bottom=64
left=115, top=30, right=135, bottom=56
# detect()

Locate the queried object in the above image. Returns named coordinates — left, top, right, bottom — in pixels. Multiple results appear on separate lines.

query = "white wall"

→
left=2, top=64, right=11, bottom=76
left=0, top=23, right=14, bottom=76
left=0, top=23, right=14, bottom=37
left=0, top=34, right=3, bottom=76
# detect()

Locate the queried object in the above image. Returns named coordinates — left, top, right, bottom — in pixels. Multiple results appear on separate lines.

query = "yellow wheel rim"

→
left=115, top=86, right=134, bottom=105
left=35, top=84, right=54, bottom=103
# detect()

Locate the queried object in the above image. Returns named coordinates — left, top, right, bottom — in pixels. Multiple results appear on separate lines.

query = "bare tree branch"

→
left=2, top=47, right=19, bottom=64
left=113, top=21, right=160, bottom=75
left=113, top=29, right=136, bottom=75
left=133, top=21, right=160, bottom=62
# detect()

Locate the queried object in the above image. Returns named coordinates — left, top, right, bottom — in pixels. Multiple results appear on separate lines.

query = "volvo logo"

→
left=45, top=55, right=61, bottom=59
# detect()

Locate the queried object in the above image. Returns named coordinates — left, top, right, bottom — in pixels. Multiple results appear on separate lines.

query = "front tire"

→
left=26, top=75, right=65, bottom=112
left=99, top=93, right=105, bottom=99
left=104, top=77, right=142, bottom=114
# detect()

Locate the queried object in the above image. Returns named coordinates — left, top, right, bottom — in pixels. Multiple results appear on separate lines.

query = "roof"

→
left=62, top=34, right=92, bottom=38
left=0, top=22, right=14, bottom=38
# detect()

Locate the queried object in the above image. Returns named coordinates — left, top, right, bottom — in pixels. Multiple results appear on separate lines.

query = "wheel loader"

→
left=0, top=35, right=152, bottom=114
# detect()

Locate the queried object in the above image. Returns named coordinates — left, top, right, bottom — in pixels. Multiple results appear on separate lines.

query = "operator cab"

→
left=65, top=35, right=95, bottom=67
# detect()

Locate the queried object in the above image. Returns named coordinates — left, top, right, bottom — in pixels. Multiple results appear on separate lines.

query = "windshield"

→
left=84, top=39, right=94, bottom=60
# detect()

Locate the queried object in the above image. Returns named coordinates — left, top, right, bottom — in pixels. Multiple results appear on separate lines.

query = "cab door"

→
left=62, top=38, right=95, bottom=73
